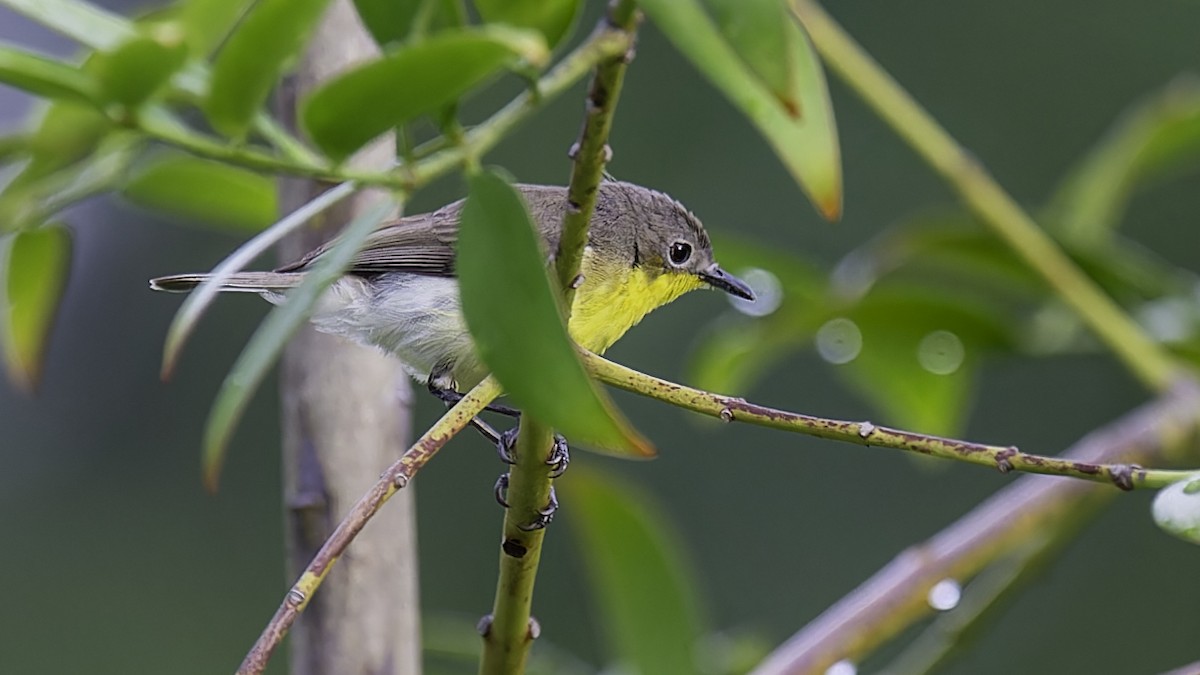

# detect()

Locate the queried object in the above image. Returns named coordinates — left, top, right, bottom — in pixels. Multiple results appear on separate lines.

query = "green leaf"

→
left=159, top=181, right=357, bottom=378
left=0, top=0, right=135, bottom=51
left=179, top=0, right=256, bottom=56
left=458, top=169, right=653, bottom=457
left=301, top=26, right=548, bottom=161
left=0, top=46, right=99, bottom=103
left=0, top=224, right=71, bottom=392
left=564, top=467, right=705, bottom=673
left=352, top=0, right=465, bottom=47
left=1047, top=77, right=1200, bottom=247
left=94, top=31, right=189, bottom=107
left=639, top=0, right=842, bottom=220
left=704, top=0, right=800, bottom=116
left=123, top=154, right=278, bottom=232
left=474, top=0, right=581, bottom=50
left=205, top=0, right=333, bottom=139
left=201, top=197, right=395, bottom=490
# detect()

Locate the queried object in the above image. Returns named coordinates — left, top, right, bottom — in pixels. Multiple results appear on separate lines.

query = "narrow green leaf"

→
left=123, top=153, right=278, bottom=231
left=704, top=0, right=800, bottom=116
left=0, top=224, right=71, bottom=392
left=0, top=0, right=135, bottom=51
left=639, top=0, right=842, bottom=220
left=458, top=169, right=653, bottom=457
left=1047, top=78, right=1200, bottom=247
left=179, top=0, right=256, bottom=56
left=201, top=197, right=395, bottom=490
left=206, top=0, right=333, bottom=139
left=94, top=31, right=188, bottom=107
left=564, top=467, right=705, bottom=673
left=159, top=181, right=356, bottom=378
left=0, top=46, right=99, bottom=103
left=301, top=26, right=548, bottom=161
left=474, top=0, right=581, bottom=50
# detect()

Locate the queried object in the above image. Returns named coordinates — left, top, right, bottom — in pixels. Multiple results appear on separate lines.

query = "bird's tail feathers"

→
left=149, top=272, right=305, bottom=293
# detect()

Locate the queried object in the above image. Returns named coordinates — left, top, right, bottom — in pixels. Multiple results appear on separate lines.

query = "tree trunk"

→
left=274, top=2, right=421, bottom=673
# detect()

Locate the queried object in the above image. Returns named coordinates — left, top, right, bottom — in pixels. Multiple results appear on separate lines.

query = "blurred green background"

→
left=2, top=1, right=1199, bottom=673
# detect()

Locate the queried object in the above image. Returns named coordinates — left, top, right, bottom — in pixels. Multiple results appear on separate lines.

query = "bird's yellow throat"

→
left=568, top=248, right=704, bottom=355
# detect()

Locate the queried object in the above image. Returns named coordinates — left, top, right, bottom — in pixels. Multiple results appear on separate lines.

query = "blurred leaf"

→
left=160, top=181, right=357, bottom=378
left=564, top=467, right=705, bottom=674
left=206, top=0, right=333, bottom=139
left=22, top=102, right=112, bottom=179
left=179, top=0, right=255, bottom=56
left=832, top=213, right=1046, bottom=302
left=353, top=0, right=422, bottom=47
left=301, top=26, right=547, bottom=161
left=458, top=169, right=653, bottom=458
left=0, top=134, right=139, bottom=232
left=123, top=153, right=277, bottom=231
left=0, top=0, right=135, bottom=51
left=202, top=196, right=395, bottom=491
left=94, top=32, right=189, bottom=107
left=1047, top=77, right=1200, bottom=247
left=639, top=0, right=842, bottom=220
left=0, top=224, right=70, bottom=392
left=703, top=0, right=799, bottom=116
left=0, top=46, right=99, bottom=103
left=474, top=0, right=580, bottom=50
left=691, top=316, right=807, bottom=395
left=1152, top=473, right=1200, bottom=545
left=835, top=288, right=1014, bottom=436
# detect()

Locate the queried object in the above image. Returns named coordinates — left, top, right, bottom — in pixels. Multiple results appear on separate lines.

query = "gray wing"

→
left=276, top=185, right=573, bottom=278
left=277, top=201, right=464, bottom=277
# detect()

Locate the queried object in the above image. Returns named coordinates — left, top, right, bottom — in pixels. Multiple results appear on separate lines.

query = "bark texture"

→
left=275, top=2, right=421, bottom=673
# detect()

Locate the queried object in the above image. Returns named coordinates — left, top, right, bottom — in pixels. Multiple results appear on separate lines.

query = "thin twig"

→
left=790, top=0, right=1181, bottom=393
left=748, top=382, right=1200, bottom=675
left=237, top=377, right=503, bottom=675
left=480, top=2, right=641, bottom=672
left=586, top=352, right=1200, bottom=489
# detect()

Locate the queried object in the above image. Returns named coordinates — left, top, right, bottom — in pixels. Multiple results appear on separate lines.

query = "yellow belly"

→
left=567, top=251, right=703, bottom=354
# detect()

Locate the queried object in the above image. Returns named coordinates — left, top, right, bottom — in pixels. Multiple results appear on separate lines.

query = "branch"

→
left=135, top=26, right=633, bottom=192
left=585, top=352, right=1200, bottom=489
left=237, top=377, right=503, bottom=675
left=481, top=2, right=641, bottom=672
left=748, top=382, right=1200, bottom=675
left=790, top=0, right=1181, bottom=393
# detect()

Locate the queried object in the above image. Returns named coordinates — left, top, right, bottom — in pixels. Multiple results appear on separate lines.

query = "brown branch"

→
left=238, top=378, right=503, bottom=675
left=748, top=381, right=1200, bottom=675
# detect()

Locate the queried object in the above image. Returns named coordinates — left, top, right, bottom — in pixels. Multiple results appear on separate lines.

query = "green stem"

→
left=790, top=0, right=1181, bottom=392
left=136, top=27, right=633, bottom=193
left=585, top=352, right=1200, bottom=489
left=479, top=418, right=556, bottom=675
left=237, top=377, right=503, bottom=675
left=555, top=0, right=640, bottom=305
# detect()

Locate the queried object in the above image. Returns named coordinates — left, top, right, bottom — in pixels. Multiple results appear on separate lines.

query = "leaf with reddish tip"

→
left=0, top=224, right=71, bottom=392
left=458, top=169, right=654, bottom=458
left=639, top=0, right=842, bottom=220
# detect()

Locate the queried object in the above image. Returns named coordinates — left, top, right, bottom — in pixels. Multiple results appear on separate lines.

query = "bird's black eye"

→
left=669, top=241, right=692, bottom=266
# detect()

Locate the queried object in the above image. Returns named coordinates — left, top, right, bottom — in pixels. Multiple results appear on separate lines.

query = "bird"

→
left=150, top=180, right=755, bottom=394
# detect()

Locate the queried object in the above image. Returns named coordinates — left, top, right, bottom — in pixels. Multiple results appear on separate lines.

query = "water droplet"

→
left=816, top=318, right=862, bottom=365
left=719, top=407, right=734, bottom=423
left=728, top=267, right=783, bottom=317
left=917, top=330, right=965, bottom=375
left=927, top=578, right=961, bottom=611
left=857, top=421, right=875, bottom=438
left=825, top=659, right=857, bottom=675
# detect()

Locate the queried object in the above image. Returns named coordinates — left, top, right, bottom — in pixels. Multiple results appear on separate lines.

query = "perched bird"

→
left=150, top=181, right=755, bottom=393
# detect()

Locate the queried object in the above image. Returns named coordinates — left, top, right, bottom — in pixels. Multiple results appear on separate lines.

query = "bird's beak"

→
left=700, top=264, right=756, bottom=301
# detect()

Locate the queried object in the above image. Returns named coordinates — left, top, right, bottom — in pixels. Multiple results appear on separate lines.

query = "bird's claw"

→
left=494, top=472, right=510, bottom=508
left=496, top=427, right=519, bottom=465
left=547, top=434, right=570, bottom=478
left=519, top=487, right=558, bottom=531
